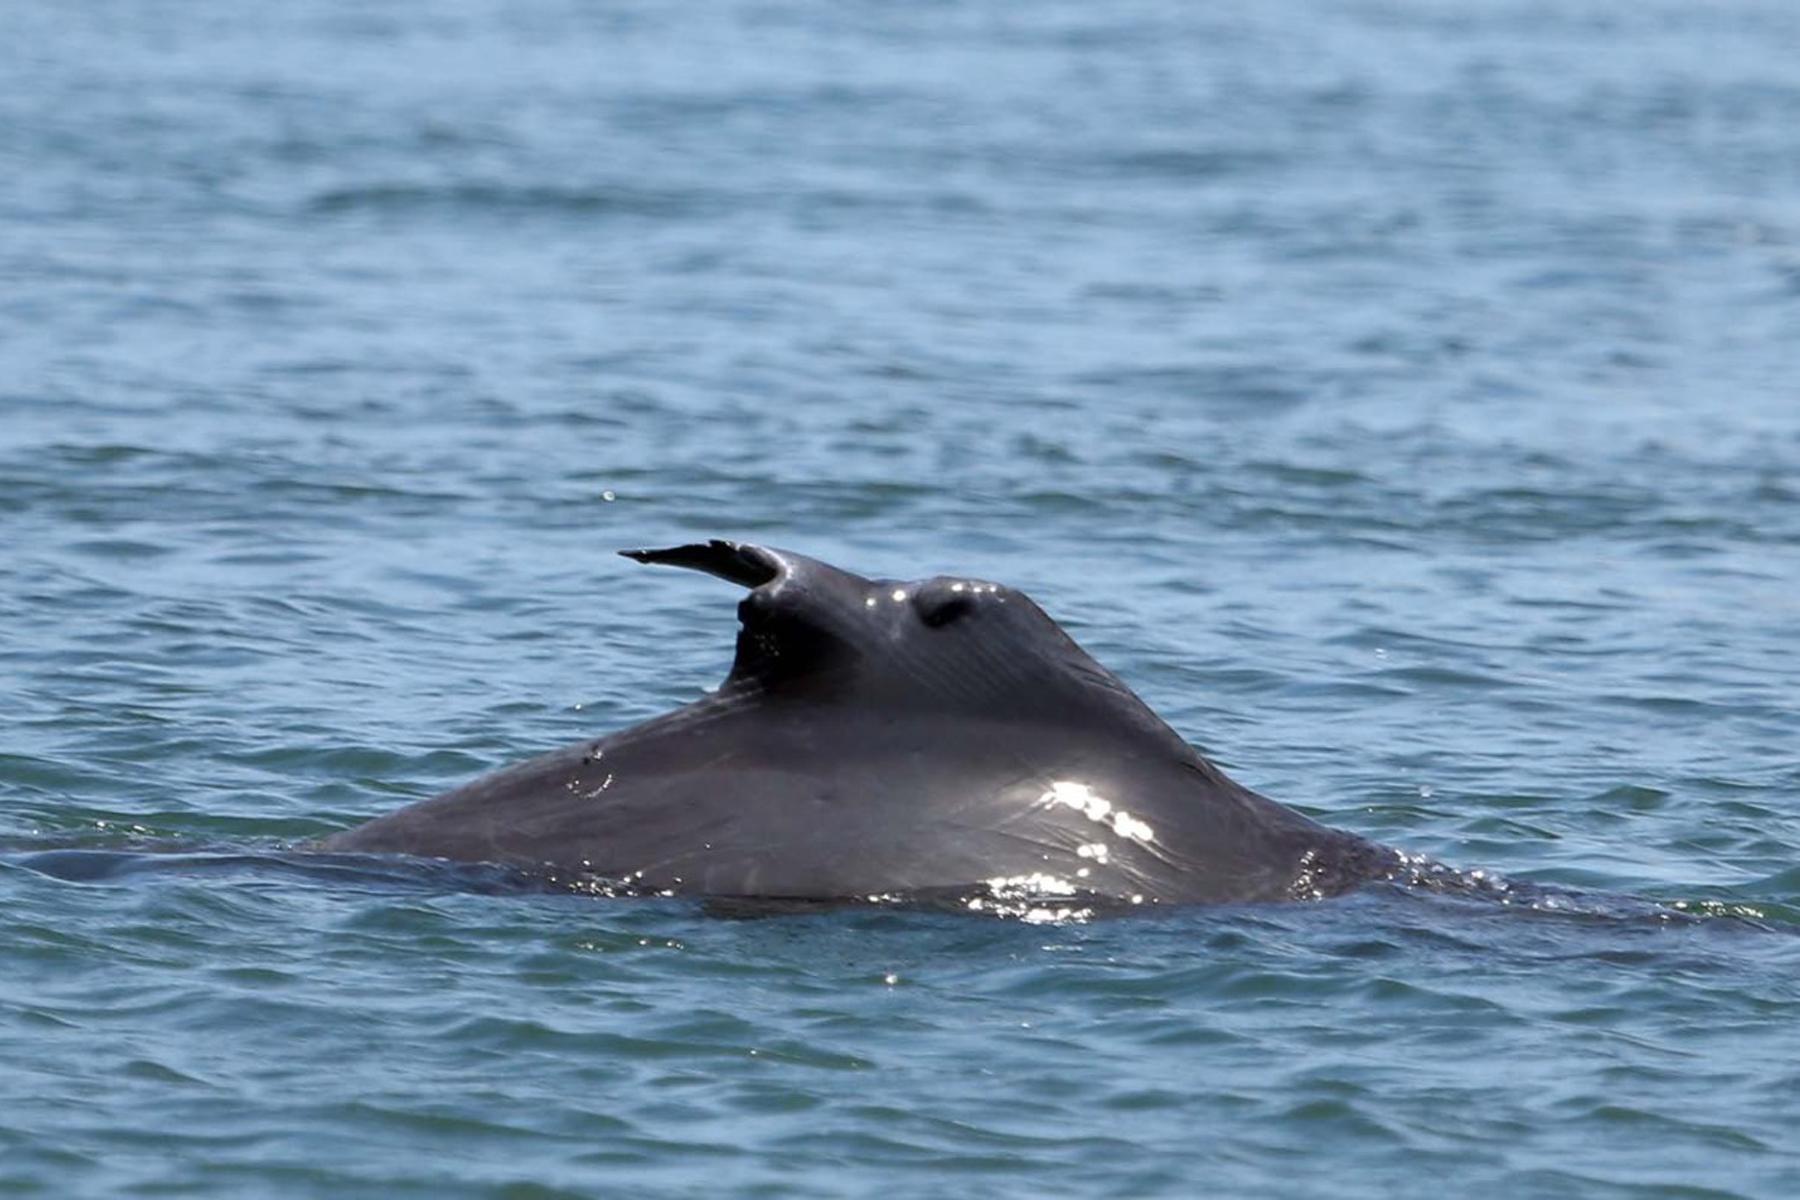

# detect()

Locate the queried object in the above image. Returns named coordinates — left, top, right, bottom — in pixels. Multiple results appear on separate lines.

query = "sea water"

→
left=3, top=1, right=1799, bottom=1196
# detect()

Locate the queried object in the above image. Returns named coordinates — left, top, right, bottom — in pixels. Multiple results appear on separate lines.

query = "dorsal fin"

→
left=623, top=541, right=866, bottom=692
left=619, top=541, right=783, bottom=588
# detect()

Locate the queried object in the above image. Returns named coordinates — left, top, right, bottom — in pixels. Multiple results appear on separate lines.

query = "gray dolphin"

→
left=323, top=541, right=1401, bottom=905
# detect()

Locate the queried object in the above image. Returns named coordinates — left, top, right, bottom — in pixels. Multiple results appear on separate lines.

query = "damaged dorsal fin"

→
left=621, top=540, right=871, bottom=693
left=619, top=541, right=783, bottom=589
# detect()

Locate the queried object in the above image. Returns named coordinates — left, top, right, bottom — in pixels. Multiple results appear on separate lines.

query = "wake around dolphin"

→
left=323, top=541, right=1404, bottom=906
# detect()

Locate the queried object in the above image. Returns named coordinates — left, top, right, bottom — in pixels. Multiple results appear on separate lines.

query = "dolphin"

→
left=322, top=541, right=1401, bottom=905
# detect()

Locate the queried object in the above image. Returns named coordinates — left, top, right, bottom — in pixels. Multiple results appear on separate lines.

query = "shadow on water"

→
left=3, top=837, right=1789, bottom=935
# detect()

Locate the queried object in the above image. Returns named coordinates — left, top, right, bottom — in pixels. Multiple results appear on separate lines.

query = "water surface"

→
left=4, top=1, right=1799, bottom=1196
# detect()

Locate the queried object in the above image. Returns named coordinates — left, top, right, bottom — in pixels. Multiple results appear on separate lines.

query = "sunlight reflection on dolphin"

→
left=1039, top=779, right=1157, bottom=843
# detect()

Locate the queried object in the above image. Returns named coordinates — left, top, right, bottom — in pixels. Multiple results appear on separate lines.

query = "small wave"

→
left=1382, top=853, right=1786, bottom=928
left=1, top=844, right=546, bottom=896
left=4, top=838, right=1785, bottom=932
left=303, top=181, right=712, bottom=219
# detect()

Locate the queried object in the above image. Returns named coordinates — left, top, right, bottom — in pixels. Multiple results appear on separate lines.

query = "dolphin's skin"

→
left=322, top=541, right=1401, bottom=904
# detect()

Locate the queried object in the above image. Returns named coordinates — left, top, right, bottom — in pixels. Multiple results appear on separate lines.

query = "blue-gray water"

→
left=4, top=0, right=1800, bottom=1196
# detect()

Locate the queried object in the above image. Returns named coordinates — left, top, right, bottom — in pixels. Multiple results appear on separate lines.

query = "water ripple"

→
left=6, top=0, right=1800, bottom=1196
